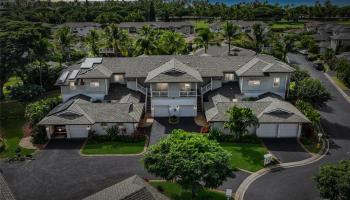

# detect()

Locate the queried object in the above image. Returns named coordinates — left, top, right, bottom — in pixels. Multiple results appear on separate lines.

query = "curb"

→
left=78, top=136, right=149, bottom=157
left=324, top=73, right=350, bottom=104
left=234, top=138, right=329, bottom=200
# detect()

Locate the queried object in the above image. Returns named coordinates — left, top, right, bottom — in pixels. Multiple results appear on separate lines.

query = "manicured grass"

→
left=220, top=142, right=268, bottom=172
left=271, top=22, right=304, bottom=30
left=300, top=136, right=322, bottom=154
left=338, top=20, right=350, bottom=25
left=3, top=76, right=22, bottom=98
left=150, top=181, right=230, bottom=200
left=331, top=76, right=349, bottom=91
left=0, top=101, right=35, bottom=158
left=195, top=21, right=209, bottom=30
left=82, top=139, right=146, bottom=155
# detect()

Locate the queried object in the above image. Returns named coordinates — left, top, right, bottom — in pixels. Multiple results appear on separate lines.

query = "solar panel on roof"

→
left=68, top=70, right=79, bottom=80
left=58, top=71, right=69, bottom=83
left=80, top=58, right=103, bottom=69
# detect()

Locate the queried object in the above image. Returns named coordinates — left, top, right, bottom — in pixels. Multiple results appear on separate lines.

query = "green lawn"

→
left=81, top=139, right=146, bottom=155
left=271, top=22, right=304, bottom=30
left=331, top=76, right=349, bottom=91
left=3, top=76, right=22, bottom=98
left=0, top=101, right=35, bottom=158
left=220, top=142, right=268, bottom=172
left=300, top=136, right=322, bottom=154
left=150, top=181, right=230, bottom=200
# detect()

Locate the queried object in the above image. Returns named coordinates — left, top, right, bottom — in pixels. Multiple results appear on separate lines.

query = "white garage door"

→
left=278, top=124, right=299, bottom=138
left=153, top=106, right=169, bottom=117
left=68, top=125, right=88, bottom=138
left=179, top=105, right=196, bottom=117
left=256, top=124, right=278, bottom=138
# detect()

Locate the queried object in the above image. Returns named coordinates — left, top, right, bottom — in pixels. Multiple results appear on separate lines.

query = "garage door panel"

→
left=179, top=105, right=196, bottom=117
left=68, top=125, right=88, bottom=138
left=154, top=106, right=169, bottom=117
left=256, top=124, right=278, bottom=138
left=278, top=124, right=298, bottom=138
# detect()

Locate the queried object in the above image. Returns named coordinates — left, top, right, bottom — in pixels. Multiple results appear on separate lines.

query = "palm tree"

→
left=194, top=27, right=214, bottom=53
left=135, top=25, right=158, bottom=55
left=252, top=23, right=265, bottom=53
left=54, top=26, right=75, bottom=63
left=32, top=37, right=50, bottom=88
left=104, top=24, right=125, bottom=56
left=222, top=21, right=240, bottom=56
left=159, top=31, right=187, bottom=55
left=86, top=29, right=100, bottom=56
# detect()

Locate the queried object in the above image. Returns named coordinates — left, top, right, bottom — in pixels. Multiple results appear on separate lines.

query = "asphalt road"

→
left=244, top=53, right=350, bottom=200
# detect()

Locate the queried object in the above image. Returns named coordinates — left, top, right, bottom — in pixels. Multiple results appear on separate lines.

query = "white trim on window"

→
left=224, top=73, right=235, bottom=81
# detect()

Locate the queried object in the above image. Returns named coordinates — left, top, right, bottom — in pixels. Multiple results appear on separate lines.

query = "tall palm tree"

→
left=159, top=31, right=187, bottom=55
left=135, top=25, right=158, bottom=55
left=54, top=26, right=75, bottom=63
left=104, top=24, right=124, bottom=56
left=194, top=27, right=214, bottom=53
left=252, top=23, right=265, bottom=53
left=222, top=21, right=240, bottom=56
left=32, top=37, right=50, bottom=88
left=86, top=29, right=100, bottom=56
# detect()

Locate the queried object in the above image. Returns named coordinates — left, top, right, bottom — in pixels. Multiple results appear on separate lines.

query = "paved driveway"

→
left=244, top=53, right=350, bottom=200
left=262, top=138, right=311, bottom=163
left=0, top=139, right=152, bottom=200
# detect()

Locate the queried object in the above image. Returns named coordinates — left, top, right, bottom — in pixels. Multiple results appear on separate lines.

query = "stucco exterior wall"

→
left=61, top=78, right=108, bottom=101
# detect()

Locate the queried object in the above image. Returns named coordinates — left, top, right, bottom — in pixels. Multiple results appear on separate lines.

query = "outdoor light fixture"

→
left=86, top=126, right=91, bottom=131
left=45, top=127, right=50, bottom=132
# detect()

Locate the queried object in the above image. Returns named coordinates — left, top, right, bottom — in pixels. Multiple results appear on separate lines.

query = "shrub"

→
left=296, top=100, right=321, bottom=126
left=8, top=84, right=45, bottom=102
left=25, top=96, right=62, bottom=125
left=31, top=126, right=48, bottom=144
left=293, top=78, right=331, bottom=106
left=105, top=125, right=119, bottom=141
left=207, top=128, right=223, bottom=141
left=0, top=138, right=7, bottom=153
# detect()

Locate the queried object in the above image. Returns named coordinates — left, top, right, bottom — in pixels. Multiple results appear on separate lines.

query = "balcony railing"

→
left=179, top=90, right=197, bottom=97
left=137, top=83, right=147, bottom=95
left=152, top=91, right=169, bottom=97
left=201, top=82, right=212, bottom=95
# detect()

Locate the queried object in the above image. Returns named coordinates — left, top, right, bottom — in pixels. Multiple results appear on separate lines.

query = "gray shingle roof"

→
left=38, top=98, right=144, bottom=125
left=205, top=95, right=310, bottom=123
left=84, top=175, right=170, bottom=200
left=145, top=58, right=203, bottom=83
left=330, top=33, right=350, bottom=40
left=192, top=45, right=256, bottom=57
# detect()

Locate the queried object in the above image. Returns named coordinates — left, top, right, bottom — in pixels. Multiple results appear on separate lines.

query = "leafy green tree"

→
left=222, top=21, right=240, bottom=56
left=31, top=36, right=51, bottom=88
left=158, top=31, right=187, bottom=55
left=54, top=26, right=75, bottom=63
left=294, top=78, right=331, bottom=106
left=252, top=23, right=265, bottom=53
left=143, top=129, right=234, bottom=198
left=323, top=48, right=336, bottom=68
left=104, top=24, right=129, bottom=56
left=314, top=160, right=350, bottom=200
left=8, top=84, right=45, bottom=102
left=94, top=12, right=122, bottom=24
left=291, top=66, right=310, bottom=83
left=86, top=29, right=100, bottom=56
left=25, top=96, right=62, bottom=125
left=224, top=106, right=259, bottom=141
left=148, top=0, right=156, bottom=21
left=296, top=100, right=320, bottom=126
left=335, top=58, right=350, bottom=87
left=0, top=19, right=50, bottom=99
left=194, top=27, right=214, bottom=53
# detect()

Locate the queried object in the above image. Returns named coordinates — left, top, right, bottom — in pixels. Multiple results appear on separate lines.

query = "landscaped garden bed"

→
left=81, top=134, right=147, bottom=155
left=300, top=134, right=323, bottom=154
left=150, top=181, right=229, bottom=200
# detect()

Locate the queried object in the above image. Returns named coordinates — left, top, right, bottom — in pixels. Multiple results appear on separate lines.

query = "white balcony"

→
left=179, top=90, right=197, bottom=97
left=152, top=91, right=169, bottom=97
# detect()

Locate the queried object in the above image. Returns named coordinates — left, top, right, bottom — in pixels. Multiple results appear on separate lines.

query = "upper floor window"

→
left=101, top=122, right=108, bottom=127
left=248, top=80, right=261, bottom=86
left=90, top=81, right=100, bottom=88
left=114, top=74, right=124, bottom=82
left=224, top=73, right=235, bottom=81
left=69, top=82, right=76, bottom=90
left=155, top=83, right=168, bottom=91
left=180, top=83, right=192, bottom=91
left=273, top=77, right=280, bottom=88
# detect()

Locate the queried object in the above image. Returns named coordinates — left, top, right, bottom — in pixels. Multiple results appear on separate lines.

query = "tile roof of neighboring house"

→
left=84, top=175, right=170, bottom=200
left=57, top=55, right=293, bottom=85
left=235, top=57, right=294, bottom=76
left=336, top=52, right=350, bottom=61
left=145, top=58, right=203, bottom=83
left=330, top=33, right=350, bottom=40
left=38, top=97, right=144, bottom=125
left=318, top=41, right=330, bottom=48
left=313, top=33, right=330, bottom=41
left=55, top=22, right=102, bottom=29
left=118, top=21, right=194, bottom=29
left=205, top=96, right=310, bottom=123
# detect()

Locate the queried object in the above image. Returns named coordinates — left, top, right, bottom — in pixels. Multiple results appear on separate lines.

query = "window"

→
left=90, top=81, right=100, bottom=88
left=273, top=77, right=280, bottom=88
left=101, top=122, right=107, bottom=127
left=180, top=83, right=192, bottom=91
left=69, top=82, right=76, bottom=90
left=155, top=83, right=168, bottom=91
left=114, top=74, right=124, bottom=82
left=248, top=80, right=261, bottom=86
left=224, top=73, right=235, bottom=81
